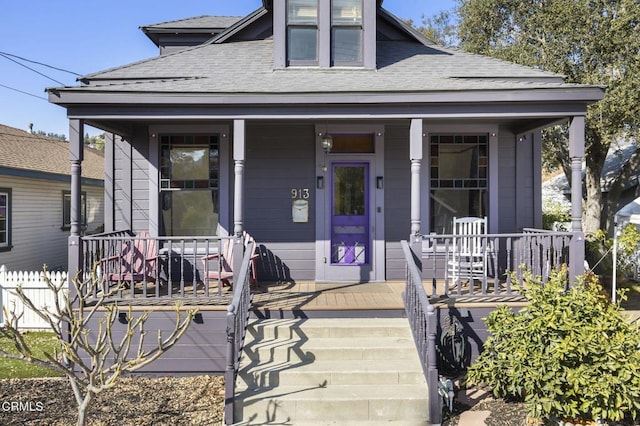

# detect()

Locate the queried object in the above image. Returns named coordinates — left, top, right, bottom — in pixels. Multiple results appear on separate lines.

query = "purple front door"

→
left=331, top=163, right=369, bottom=265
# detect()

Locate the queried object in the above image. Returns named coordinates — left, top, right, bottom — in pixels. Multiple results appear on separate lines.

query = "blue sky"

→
left=0, top=1, right=454, bottom=137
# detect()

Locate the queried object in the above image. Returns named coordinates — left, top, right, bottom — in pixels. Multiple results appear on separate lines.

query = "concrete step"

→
left=246, top=317, right=413, bottom=340
left=244, top=336, right=418, bottom=362
left=236, top=383, right=429, bottom=423
left=237, top=359, right=425, bottom=388
left=235, top=317, right=429, bottom=424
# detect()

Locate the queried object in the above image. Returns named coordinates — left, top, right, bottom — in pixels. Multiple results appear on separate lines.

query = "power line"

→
left=0, top=53, right=65, bottom=86
left=0, top=83, right=48, bottom=101
left=0, top=51, right=81, bottom=76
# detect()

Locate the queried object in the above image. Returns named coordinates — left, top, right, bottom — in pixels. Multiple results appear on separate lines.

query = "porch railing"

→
left=421, top=230, right=574, bottom=297
left=80, top=231, right=233, bottom=302
left=225, top=240, right=253, bottom=425
left=401, top=240, right=441, bottom=425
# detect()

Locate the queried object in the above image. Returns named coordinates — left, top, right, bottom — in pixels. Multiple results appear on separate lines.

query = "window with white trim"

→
left=0, top=189, right=10, bottom=249
left=63, top=191, right=87, bottom=229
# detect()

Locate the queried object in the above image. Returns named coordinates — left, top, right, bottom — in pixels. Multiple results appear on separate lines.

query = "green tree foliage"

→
left=467, top=269, right=640, bottom=422
left=456, top=0, right=640, bottom=236
left=413, top=10, right=459, bottom=47
left=84, top=132, right=105, bottom=151
left=34, top=130, right=67, bottom=141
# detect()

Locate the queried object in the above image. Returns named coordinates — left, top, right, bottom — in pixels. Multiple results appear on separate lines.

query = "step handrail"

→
left=401, top=240, right=441, bottom=424
left=224, top=240, right=254, bottom=425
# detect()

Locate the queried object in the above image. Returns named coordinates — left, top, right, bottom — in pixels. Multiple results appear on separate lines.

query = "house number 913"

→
left=291, top=188, right=310, bottom=199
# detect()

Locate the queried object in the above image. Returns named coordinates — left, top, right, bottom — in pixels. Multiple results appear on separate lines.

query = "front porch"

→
left=77, top=228, right=574, bottom=306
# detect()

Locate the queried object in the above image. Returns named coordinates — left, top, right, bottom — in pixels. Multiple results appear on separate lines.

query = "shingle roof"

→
left=72, top=39, right=577, bottom=95
left=141, top=15, right=243, bottom=30
left=0, top=124, right=103, bottom=180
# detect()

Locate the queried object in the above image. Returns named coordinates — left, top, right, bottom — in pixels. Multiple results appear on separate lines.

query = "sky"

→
left=0, top=1, right=454, bottom=138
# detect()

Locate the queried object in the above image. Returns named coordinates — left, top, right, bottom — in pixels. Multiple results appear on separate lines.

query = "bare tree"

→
left=0, top=267, right=197, bottom=426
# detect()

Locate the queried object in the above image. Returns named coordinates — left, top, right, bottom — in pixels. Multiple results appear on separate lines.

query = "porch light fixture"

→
left=321, top=134, right=333, bottom=153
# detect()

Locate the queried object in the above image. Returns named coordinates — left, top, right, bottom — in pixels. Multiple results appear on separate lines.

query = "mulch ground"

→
left=0, top=375, right=224, bottom=425
left=441, top=384, right=529, bottom=426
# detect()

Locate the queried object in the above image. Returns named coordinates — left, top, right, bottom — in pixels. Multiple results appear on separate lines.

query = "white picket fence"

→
left=0, top=265, right=67, bottom=330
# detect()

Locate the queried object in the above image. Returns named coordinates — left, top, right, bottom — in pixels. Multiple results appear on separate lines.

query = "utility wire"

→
left=0, top=52, right=65, bottom=86
left=0, top=51, right=81, bottom=76
left=0, top=83, right=48, bottom=101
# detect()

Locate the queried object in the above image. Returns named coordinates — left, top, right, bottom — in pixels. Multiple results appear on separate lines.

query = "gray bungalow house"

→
left=49, top=0, right=601, bottom=283
left=47, top=0, right=603, bottom=423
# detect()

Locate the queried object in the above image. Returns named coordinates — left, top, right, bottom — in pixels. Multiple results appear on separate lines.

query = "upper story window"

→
left=282, top=0, right=369, bottom=68
left=331, top=0, right=363, bottom=65
left=287, top=0, right=318, bottom=65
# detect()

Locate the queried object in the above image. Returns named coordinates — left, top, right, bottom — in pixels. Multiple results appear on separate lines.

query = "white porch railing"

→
left=0, top=265, right=67, bottom=329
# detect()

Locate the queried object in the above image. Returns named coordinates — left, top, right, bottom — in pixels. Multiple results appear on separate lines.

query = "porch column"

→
left=233, top=120, right=246, bottom=275
left=568, top=116, right=586, bottom=284
left=410, top=119, right=423, bottom=265
left=68, top=119, right=84, bottom=285
left=410, top=119, right=423, bottom=236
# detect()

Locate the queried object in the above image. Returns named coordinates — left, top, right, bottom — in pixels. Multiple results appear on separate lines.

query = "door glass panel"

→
left=331, top=164, right=368, bottom=265
left=330, top=134, right=374, bottom=153
left=333, top=166, right=365, bottom=216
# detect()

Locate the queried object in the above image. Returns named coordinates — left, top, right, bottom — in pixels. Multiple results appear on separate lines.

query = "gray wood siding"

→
left=114, top=135, right=132, bottom=231
left=131, top=126, right=151, bottom=232
left=384, top=124, right=410, bottom=280
left=245, top=123, right=316, bottom=281
left=496, top=127, right=540, bottom=233
left=113, top=127, right=151, bottom=233
left=497, top=127, right=517, bottom=233
left=0, top=175, right=104, bottom=271
left=83, top=310, right=228, bottom=375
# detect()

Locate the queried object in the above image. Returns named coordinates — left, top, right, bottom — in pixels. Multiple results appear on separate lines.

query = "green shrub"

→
left=467, top=269, right=640, bottom=422
left=617, top=224, right=640, bottom=278
left=542, top=201, right=571, bottom=231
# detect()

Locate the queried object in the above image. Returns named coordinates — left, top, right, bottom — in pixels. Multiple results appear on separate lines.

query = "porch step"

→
left=235, top=318, right=430, bottom=424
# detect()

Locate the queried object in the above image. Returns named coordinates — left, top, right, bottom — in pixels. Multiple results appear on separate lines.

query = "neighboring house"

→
left=0, top=124, right=104, bottom=271
left=45, top=1, right=603, bottom=423
left=543, top=139, right=640, bottom=225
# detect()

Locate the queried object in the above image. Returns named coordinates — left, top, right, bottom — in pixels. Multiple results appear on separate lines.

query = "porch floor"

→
left=250, top=280, right=526, bottom=318
left=95, top=279, right=527, bottom=314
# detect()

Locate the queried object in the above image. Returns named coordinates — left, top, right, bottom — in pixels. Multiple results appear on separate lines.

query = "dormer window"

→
left=276, top=0, right=373, bottom=69
left=287, top=0, right=319, bottom=65
left=331, top=0, right=363, bottom=65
